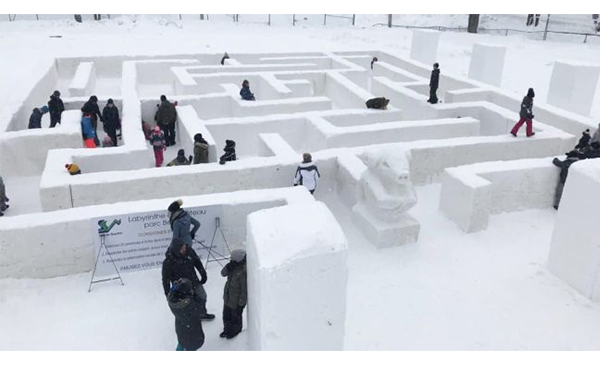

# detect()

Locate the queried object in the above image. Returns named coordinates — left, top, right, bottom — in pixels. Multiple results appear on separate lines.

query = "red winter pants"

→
left=154, top=149, right=164, bottom=167
left=511, top=118, right=533, bottom=137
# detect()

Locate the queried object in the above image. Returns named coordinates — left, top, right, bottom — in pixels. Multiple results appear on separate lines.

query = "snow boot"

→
left=219, top=331, right=227, bottom=338
left=201, top=313, right=216, bottom=321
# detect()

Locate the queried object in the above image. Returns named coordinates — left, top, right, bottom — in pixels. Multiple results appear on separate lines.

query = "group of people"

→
left=81, top=95, right=121, bottom=148
left=28, top=90, right=64, bottom=129
left=162, top=199, right=247, bottom=351
left=552, top=124, right=600, bottom=209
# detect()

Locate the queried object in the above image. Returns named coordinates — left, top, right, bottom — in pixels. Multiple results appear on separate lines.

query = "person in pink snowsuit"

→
left=150, top=126, right=167, bottom=167
left=510, top=88, right=536, bottom=138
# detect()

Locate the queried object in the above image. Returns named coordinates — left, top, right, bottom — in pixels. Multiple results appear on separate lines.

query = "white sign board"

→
left=91, top=205, right=223, bottom=278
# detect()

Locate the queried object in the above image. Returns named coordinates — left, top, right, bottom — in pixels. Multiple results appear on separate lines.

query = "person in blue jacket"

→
left=240, top=80, right=255, bottom=101
left=81, top=113, right=97, bottom=145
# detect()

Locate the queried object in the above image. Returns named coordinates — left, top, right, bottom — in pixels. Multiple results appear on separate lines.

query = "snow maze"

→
left=1, top=47, right=600, bottom=350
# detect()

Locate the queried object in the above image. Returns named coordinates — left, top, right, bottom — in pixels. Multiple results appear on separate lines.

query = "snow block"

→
left=68, top=62, right=96, bottom=97
left=547, top=61, right=600, bottom=116
left=548, top=159, right=600, bottom=301
left=352, top=203, right=420, bottom=247
left=468, top=43, right=506, bottom=87
left=409, top=30, right=440, bottom=66
left=246, top=202, right=348, bottom=350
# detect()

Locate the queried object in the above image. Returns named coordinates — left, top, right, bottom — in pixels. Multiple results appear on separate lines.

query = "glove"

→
left=188, top=155, right=193, bottom=164
left=190, top=232, right=195, bottom=240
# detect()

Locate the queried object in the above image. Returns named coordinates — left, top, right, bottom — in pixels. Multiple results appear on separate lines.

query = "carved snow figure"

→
left=352, top=149, right=420, bottom=248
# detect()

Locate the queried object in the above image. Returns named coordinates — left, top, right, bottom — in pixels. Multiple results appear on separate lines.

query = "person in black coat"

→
left=28, top=107, right=48, bottom=129
left=81, top=95, right=102, bottom=145
left=219, top=140, right=237, bottom=165
left=365, top=97, right=390, bottom=110
left=552, top=150, right=581, bottom=210
left=427, top=62, right=440, bottom=104
left=101, top=98, right=120, bottom=147
left=48, top=90, right=65, bottom=128
left=168, top=278, right=205, bottom=351
left=162, top=237, right=215, bottom=321
left=574, top=129, right=591, bottom=151
left=510, top=88, right=536, bottom=137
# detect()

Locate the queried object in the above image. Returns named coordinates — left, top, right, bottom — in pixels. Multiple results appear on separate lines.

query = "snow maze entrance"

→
left=1, top=49, right=600, bottom=350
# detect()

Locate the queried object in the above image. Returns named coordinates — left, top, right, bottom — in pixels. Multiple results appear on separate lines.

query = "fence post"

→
left=293, top=14, right=296, bottom=26
left=584, top=34, right=588, bottom=43
left=179, top=14, right=182, bottom=21
left=200, top=14, right=204, bottom=20
left=387, top=14, right=392, bottom=28
left=352, top=14, right=355, bottom=26
left=36, top=14, right=39, bottom=21
left=324, top=15, right=327, bottom=26
left=543, top=14, right=551, bottom=41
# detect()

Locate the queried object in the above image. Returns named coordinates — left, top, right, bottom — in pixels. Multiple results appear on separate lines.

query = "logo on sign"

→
left=98, top=219, right=122, bottom=234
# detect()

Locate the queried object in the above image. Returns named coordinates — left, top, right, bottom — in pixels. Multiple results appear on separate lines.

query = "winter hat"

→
left=168, top=199, right=183, bottom=213
left=52, top=90, right=61, bottom=97
left=303, top=152, right=312, bottom=163
left=32, top=107, right=40, bottom=113
left=65, top=164, right=70, bottom=169
left=89, top=95, right=98, bottom=103
left=160, top=95, right=167, bottom=102
left=230, top=249, right=246, bottom=263
left=194, top=133, right=204, bottom=143
left=154, top=126, right=161, bottom=132
left=177, top=149, right=185, bottom=157
left=225, top=140, right=236, bottom=147
left=107, top=98, right=114, bottom=105
left=583, top=129, right=590, bottom=134
left=433, top=62, right=439, bottom=68
left=527, top=88, right=535, bottom=98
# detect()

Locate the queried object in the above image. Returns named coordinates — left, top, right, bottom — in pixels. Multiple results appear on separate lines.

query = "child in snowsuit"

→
left=150, top=126, right=167, bottom=167
left=219, top=140, right=237, bottom=165
left=0, top=175, right=9, bottom=217
left=193, top=133, right=209, bottom=164
left=220, top=249, right=247, bottom=340
left=167, top=149, right=193, bottom=167
left=365, top=97, right=390, bottom=110
left=28, top=106, right=48, bottom=129
left=81, top=114, right=97, bottom=146
left=168, top=278, right=205, bottom=351
left=552, top=151, right=581, bottom=210
left=511, top=88, right=536, bottom=137
left=293, top=153, right=321, bottom=195
left=65, top=163, right=81, bottom=175
left=575, top=129, right=592, bottom=151
left=240, top=80, right=255, bottom=101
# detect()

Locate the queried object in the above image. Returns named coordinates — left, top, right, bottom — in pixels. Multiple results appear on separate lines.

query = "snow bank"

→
left=246, top=202, right=348, bottom=350
left=0, top=187, right=313, bottom=278
left=547, top=159, right=600, bottom=301
left=468, top=43, right=506, bottom=87
left=439, top=157, right=560, bottom=232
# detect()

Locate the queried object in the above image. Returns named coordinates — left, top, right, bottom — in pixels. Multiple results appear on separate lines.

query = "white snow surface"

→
left=1, top=15, right=600, bottom=351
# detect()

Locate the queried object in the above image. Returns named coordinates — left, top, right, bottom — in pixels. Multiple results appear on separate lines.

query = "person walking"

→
left=427, top=62, right=440, bottom=104
left=220, top=249, right=247, bottom=340
left=150, top=126, right=167, bottom=167
left=510, top=88, right=536, bottom=138
left=48, top=90, right=65, bottom=128
left=101, top=99, right=120, bottom=147
left=155, top=95, right=178, bottom=146
left=168, top=278, right=205, bottom=351
left=293, top=153, right=321, bottom=195
left=193, top=133, right=209, bottom=164
left=81, top=95, right=103, bottom=146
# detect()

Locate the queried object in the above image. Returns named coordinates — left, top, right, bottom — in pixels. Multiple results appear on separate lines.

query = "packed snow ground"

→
left=1, top=16, right=600, bottom=350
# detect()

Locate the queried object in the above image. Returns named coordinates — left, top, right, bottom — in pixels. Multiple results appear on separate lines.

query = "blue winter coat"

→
left=170, top=210, right=200, bottom=246
left=81, top=115, right=96, bottom=139
left=240, top=87, right=255, bottom=101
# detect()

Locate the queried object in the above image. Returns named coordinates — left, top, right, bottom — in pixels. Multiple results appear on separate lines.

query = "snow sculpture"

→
left=468, top=43, right=506, bottom=87
left=547, top=159, right=600, bottom=302
left=547, top=61, right=600, bottom=116
left=352, top=148, right=420, bottom=247
left=246, top=202, right=348, bottom=350
left=409, top=29, right=440, bottom=65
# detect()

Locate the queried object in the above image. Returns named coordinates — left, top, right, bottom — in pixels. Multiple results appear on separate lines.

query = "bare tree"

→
left=468, top=14, right=480, bottom=33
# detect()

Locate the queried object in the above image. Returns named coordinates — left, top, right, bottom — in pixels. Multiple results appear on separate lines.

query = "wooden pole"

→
left=388, top=14, right=392, bottom=28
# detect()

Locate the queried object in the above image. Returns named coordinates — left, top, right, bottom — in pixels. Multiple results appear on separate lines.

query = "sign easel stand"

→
left=88, top=233, right=124, bottom=292
left=194, top=217, right=231, bottom=268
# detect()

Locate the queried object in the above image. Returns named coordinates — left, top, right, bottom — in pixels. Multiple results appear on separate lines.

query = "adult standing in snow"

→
left=28, top=106, right=48, bottom=129
left=220, top=249, right=247, bottom=340
left=81, top=95, right=103, bottom=146
left=193, top=133, right=209, bottom=164
left=552, top=151, right=581, bottom=210
left=591, top=123, right=600, bottom=145
left=240, top=80, right=256, bottom=101
left=168, top=278, right=205, bottom=351
left=510, top=88, right=536, bottom=138
left=0, top=175, right=9, bottom=217
left=48, top=90, right=65, bottom=128
left=427, top=62, right=440, bottom=104
left=365, top=97, right=390, bottom=110
left=219, top=140, right=237, bottom=165
left=155, top=95, right=178, bottom=146
left=102, top=99, right=120, bottom=147
left=162, top=239, right=215, bottom=320
left=150, top=126, right=167, bottom=167
left=293, top=153, right=321, bottom=195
